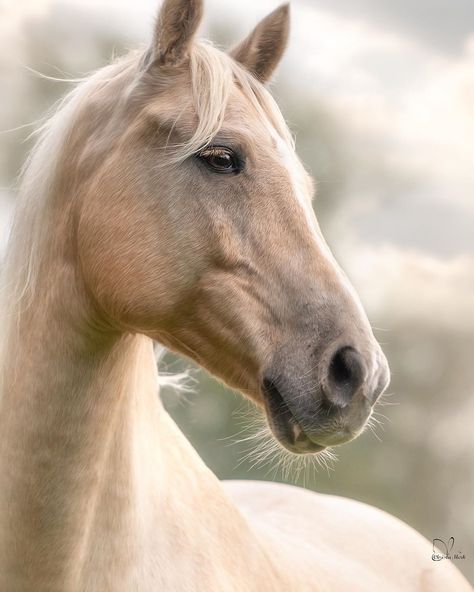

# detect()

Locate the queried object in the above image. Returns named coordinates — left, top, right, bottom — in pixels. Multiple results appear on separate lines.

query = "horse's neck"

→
left=0, top=283, right=151, bottom=586
left=0, top=275, right=279, bottom=590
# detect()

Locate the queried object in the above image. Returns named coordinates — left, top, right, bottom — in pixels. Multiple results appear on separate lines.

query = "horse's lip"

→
left=262, top=380, right=326, bottom=454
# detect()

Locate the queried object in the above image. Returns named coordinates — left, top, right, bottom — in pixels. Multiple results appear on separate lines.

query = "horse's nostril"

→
left=325, top=346, right=366, bottom=407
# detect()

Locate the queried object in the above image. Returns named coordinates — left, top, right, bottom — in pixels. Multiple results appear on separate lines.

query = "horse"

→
left=0, top=0, right=470, bottom=590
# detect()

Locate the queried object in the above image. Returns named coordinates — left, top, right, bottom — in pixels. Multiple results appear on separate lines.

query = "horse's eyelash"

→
left=200, top=147, right=226, bottom=157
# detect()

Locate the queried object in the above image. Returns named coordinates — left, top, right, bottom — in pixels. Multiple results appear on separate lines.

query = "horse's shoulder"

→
left=222, top=480, right=471, bottom=592
left=223, top=478, right=417, bottom=540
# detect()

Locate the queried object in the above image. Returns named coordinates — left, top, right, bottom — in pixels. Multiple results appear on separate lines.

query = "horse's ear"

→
left=230, top=3, right=290, bottom=83
left=152, top=0, right=204, bottom=66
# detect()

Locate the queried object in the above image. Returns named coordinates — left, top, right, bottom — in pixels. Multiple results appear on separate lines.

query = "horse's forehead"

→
left=146, top=77, right=273, bottom=138
left=228, top=95, right=276, bottom=140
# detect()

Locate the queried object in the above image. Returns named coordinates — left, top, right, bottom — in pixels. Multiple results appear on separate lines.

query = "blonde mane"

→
left=0, top=40, right=293, bottom=398
left=0, top=56, right=136, bottom=397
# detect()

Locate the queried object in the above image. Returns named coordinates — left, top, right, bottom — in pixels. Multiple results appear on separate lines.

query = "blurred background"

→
left=1, top=0, right=473, bottom=581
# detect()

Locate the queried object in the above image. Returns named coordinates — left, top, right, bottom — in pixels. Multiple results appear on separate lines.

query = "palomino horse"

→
left=0, top=1, right=470, bottom=590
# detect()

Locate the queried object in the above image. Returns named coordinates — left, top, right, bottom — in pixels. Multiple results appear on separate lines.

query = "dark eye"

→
left=197, top=146, right=242, bottom=174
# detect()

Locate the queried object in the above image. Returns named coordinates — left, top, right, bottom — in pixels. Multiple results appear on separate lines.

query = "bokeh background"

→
left=1, top=0, right=473, bottom=581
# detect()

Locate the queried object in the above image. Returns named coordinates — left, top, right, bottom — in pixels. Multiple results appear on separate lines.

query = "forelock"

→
left=170, top=41, right=294, bottom=161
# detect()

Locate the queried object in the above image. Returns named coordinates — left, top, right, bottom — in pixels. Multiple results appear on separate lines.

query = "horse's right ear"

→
left=152, top=0, right=204, bottom=66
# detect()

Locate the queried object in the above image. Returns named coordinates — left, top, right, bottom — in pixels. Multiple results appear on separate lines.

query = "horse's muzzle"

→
left=261, top=343, right=390, bottom=454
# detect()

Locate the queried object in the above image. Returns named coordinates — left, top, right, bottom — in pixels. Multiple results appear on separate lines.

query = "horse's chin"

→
left=261, top=384, right=327, bottom=455
left=261, top=378, right=371, bottom=455
left=272, top=427, right=328, bottom=456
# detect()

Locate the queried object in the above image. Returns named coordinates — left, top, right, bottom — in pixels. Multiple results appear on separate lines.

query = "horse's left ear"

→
left=153, top=0, right=204, bottom=66
left=230, top=3, right=290, bottom=83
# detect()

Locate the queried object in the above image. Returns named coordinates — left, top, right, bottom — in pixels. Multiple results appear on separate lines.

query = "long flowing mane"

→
left=0, top=57, right=135, bottom=397
left=0, top=41, right=293, bottom=399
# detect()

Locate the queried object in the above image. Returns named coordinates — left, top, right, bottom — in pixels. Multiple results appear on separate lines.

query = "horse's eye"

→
left=197, top=146, right=242, bottom=174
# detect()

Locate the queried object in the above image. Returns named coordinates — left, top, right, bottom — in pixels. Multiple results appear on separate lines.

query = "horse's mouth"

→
left=262, top=379, right=327, bottom=455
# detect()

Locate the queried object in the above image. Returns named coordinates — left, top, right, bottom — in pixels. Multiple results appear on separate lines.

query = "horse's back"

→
left=222, top=480, right=471, bottom=592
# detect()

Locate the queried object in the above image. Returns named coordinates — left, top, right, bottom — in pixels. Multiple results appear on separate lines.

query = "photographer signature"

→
left=432, top=537, right=466, bottom=561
